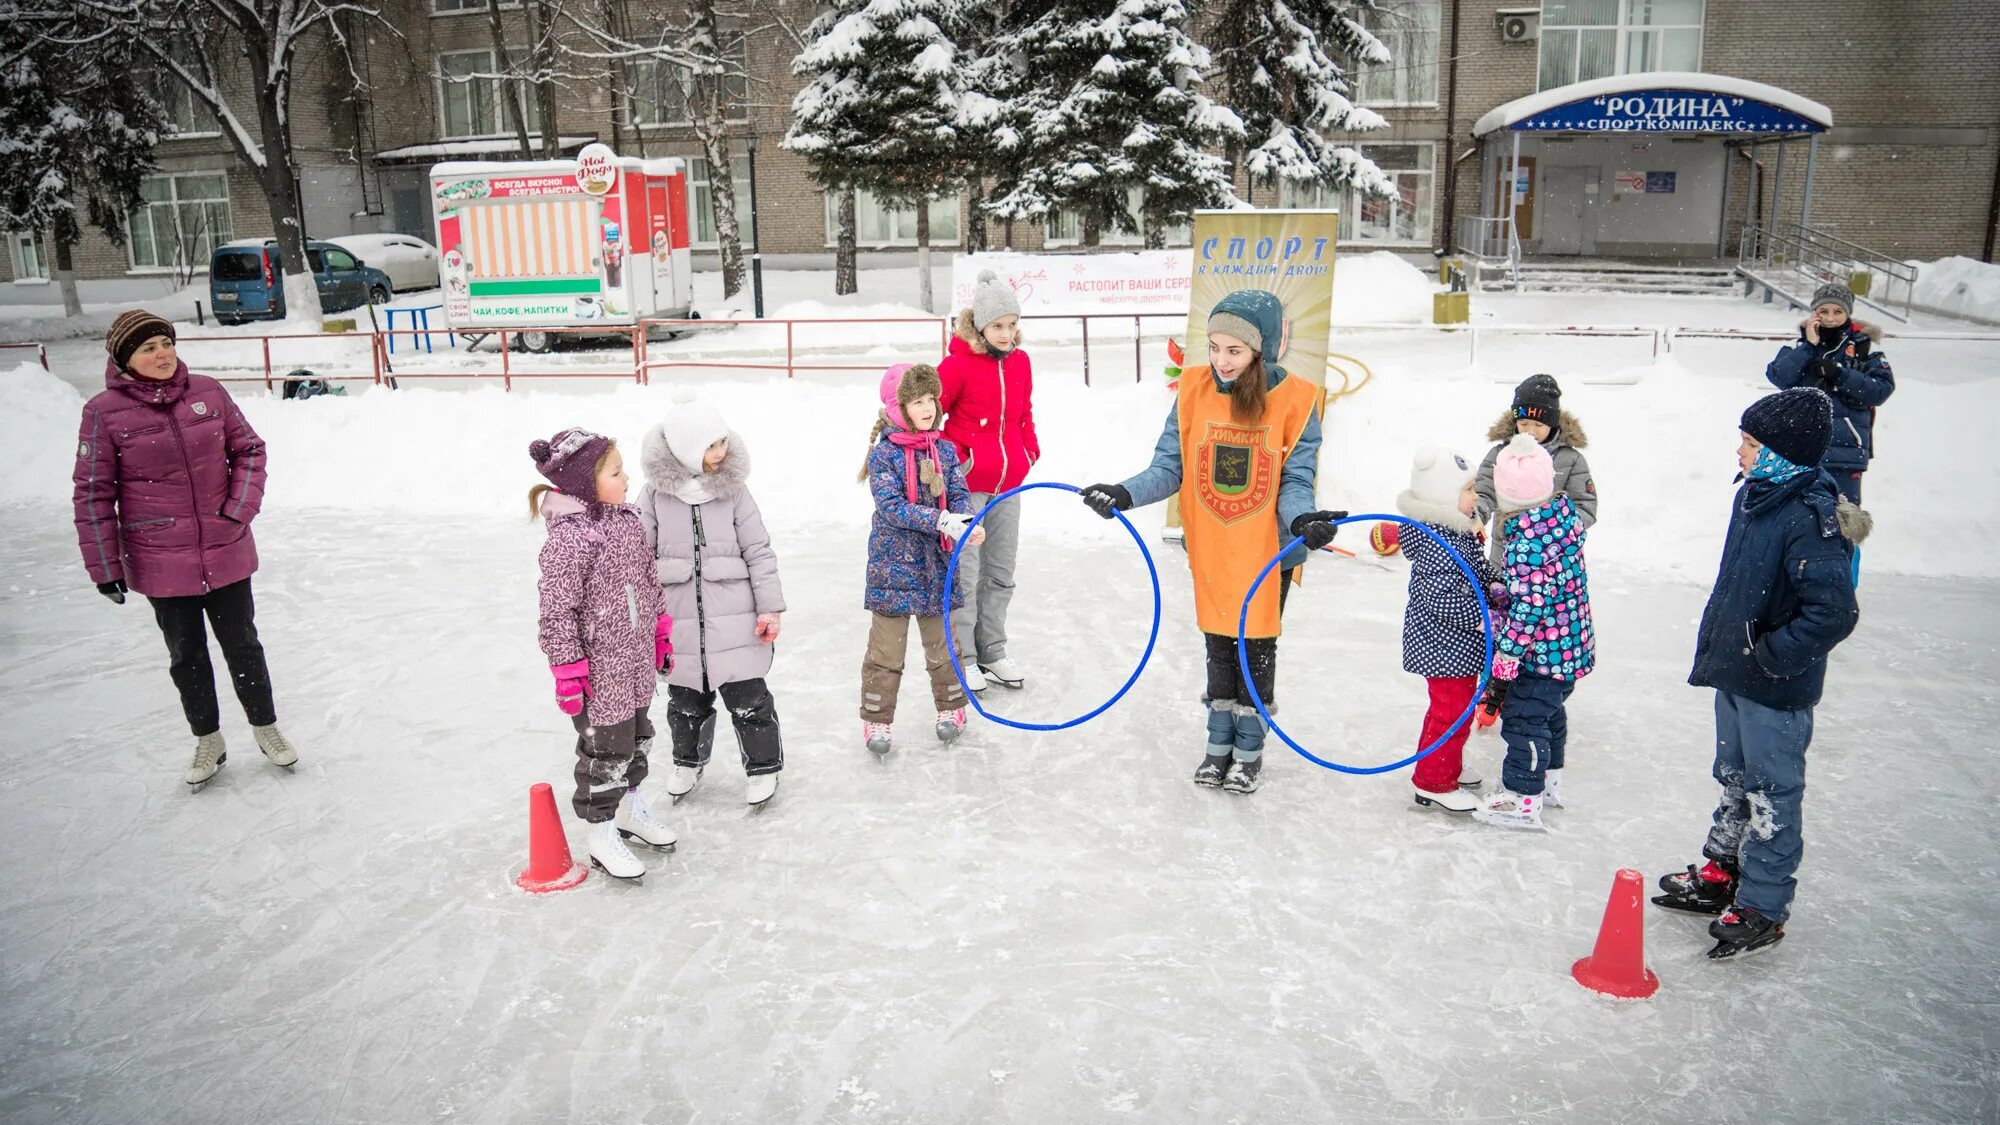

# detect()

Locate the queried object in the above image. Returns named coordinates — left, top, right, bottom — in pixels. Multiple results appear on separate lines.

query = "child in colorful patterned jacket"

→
left=529, top=427, right=677, bottom=882
left=858, top=363, right=984, bottom=755
left=1474, top=433, right=1597, bottom=830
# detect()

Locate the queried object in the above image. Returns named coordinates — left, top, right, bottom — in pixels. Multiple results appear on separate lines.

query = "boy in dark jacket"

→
left=1655, top=387, right=1870, bottom=958
left=1765, top=282, right=1894, bottom=504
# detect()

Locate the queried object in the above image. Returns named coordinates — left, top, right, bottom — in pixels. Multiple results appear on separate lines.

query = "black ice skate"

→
left=1653, top=858, right=1738, bottom=915
left=1705, top=905, right=1785, bottom=959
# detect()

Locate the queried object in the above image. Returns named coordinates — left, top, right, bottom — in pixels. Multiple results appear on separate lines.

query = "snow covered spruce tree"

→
left=985, top=0, right=1242, bottom=249
left=0, top=9, right=163, bottom=317
left=82, top=0, right=393, bottom=327
left=1205, top=0, right=1396, bottom=200
left=785, top=0, right=976, bottom=309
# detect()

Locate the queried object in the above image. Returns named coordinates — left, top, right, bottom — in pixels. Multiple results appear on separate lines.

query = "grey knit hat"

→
left=1810, top=282, right=1854, bottom=317
left=970, top=270, right=1020, bottom=331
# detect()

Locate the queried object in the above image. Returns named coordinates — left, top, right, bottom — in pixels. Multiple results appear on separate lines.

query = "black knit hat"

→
left=1512, top=373, right=1562, bottom=426
left=1741, top=388, right=1833, bottom=469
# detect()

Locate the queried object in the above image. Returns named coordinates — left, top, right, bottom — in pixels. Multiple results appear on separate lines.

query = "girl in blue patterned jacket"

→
left=1396, top=448, right=1508, bottom=814
left=857, top=363, right=983, bottom=756
left=1475, top=434, right=1596, bottom=830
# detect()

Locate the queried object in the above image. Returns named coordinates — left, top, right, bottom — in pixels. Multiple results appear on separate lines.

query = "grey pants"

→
left=952, top=491, right=1021, bottom=665
left=1704, top=691, right=1812, bottom=923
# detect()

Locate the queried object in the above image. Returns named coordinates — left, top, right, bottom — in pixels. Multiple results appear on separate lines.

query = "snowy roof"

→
left=375, top=136, right=597, bottom=163
left=1472, top=72, right=1833, bottom=137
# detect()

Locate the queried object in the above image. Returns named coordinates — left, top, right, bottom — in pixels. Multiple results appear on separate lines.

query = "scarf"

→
left=671, top=475, right=716, bottom=505
left=884, top=422, right=952, bottom=553
left=1747, top=445, right=1809, bottom=484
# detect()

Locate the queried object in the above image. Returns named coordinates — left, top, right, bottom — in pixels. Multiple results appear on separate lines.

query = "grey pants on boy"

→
left=952, top=491, right=1021, bottom=665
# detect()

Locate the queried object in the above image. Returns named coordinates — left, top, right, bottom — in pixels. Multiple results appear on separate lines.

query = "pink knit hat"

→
left=878, top=362, right=943, bottom=431
left=1492, top=432, right=1555, bottom=509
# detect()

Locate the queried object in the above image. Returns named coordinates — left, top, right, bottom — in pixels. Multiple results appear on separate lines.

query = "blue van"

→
left=209, top=238, right=395, bottom=324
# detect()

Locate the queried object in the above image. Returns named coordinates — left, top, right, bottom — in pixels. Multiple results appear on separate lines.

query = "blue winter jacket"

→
left=1688, top=469, right=1866, bottom=711
left=864, top=432, right=972, bottom=618
left=1765, top=322, right=1895, bottom=473
left=1119, top=364, right=1324, bottom=573
left=1401, top=521, right=1506, bottom=679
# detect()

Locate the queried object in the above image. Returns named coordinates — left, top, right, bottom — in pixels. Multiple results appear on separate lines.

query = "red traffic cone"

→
left=515, top=782, right=588, bottom=893
left=1572, top=868, right=1660, bottom=999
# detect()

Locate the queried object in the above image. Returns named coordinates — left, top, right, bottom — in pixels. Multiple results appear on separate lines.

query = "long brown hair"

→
left=1228, top=355, right=1269, bottom=423
left=527, top=442, right=619, bottom=517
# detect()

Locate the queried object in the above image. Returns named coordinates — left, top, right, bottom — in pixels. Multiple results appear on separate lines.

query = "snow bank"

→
left=1909, top=256, right=2000, bottom=325
left=1331, top=250, right=1433, bottom=324
left=2, top=362, right=84, bottom=506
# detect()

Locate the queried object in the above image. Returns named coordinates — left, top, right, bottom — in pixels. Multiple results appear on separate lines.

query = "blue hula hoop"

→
left=1237, top=513, right=1497, bottom=775
left=944, top=482, right=1162, bottom=732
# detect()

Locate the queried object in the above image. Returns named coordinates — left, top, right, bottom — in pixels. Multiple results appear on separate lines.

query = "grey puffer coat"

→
left=637, top=426, right=785, bottom=691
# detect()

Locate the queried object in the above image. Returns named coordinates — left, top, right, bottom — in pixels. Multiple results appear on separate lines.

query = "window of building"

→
left=127, top=172, right=232, bottom=271
left=629, top=39, right=749, bottom=127
left=1046, top=187, right=1189, bottom=247
left=432, top=0, right=516, bottom=13
left=137, top=43, right=222, bottom=137
left=685, top=155, right=758, bottom=248
left=824, top=189, right=959, bottom=247
left=8, top=230, right=49, bottom=282
left=1539, top=0, right=1703, bottom=91
left=1279, top=143, right=1434, bottom=245
left=1356, top=0, right=1441, bottom=107
left=437, top=49, right=542, bottom=139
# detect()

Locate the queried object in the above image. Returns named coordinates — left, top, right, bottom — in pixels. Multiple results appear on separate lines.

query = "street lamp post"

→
left=746, top=127, right=765, bottom=319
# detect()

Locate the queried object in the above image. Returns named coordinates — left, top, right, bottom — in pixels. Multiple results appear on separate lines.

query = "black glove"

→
left=1290, top=510, right=1348, bottom=551
left=1809, top=357, right=1841, bottom=389
left=1081, top=483, right=1132, bottom=520
left=96, top=580, right=127, bottom=605
left=1479, top=676, right=1509, bottom=714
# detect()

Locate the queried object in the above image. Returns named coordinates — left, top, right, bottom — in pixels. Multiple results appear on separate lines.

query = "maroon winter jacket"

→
left=937, top=311, right=1040, bottom=495
left=72, top=359, right=267, bottom=598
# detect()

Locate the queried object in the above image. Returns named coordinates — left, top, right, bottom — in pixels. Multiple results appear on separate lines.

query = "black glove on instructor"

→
left=1290, top=510, right=1348, bottom=551
left=1809, top=357, right=1842, bottom=390
left=1081, top=483, right=1133, bottom=519
left=96, top=580, right=127, bottom=605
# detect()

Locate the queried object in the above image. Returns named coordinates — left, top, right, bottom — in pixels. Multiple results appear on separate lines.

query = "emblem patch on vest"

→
left=191, top=401, right=209, bottom=416
left=1195, top=421, right=1275, bottom=525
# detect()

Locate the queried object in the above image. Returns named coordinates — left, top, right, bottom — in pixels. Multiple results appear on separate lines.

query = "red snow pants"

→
left=1412, top=676, right=1478, bottom=794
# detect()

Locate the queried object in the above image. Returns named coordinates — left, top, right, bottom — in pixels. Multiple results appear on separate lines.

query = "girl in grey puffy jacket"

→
left=637, top=400, right=788, bottom=804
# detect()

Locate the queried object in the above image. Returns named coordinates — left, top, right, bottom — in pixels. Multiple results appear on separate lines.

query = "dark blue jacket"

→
left=864, top=434, right=972, bottom=618
left=1765, top=322, right=1894, bottom=473
left=1689, top=470, right=1867, bottom=711
left=1400, top=520, right=1505, bottom=679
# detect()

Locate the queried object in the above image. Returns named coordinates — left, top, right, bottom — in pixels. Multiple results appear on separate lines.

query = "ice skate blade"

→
left=186, top=752, right=227, bottom=788
left=588, top=857, right=644, bottom=882
left=1470, top=810, right=1545, bottom=830
left=1651, top=894, right=1727, bottom=916
left=1412, top=793, right=1474, bottom=814
left=978, top=669, right=1025, bottom=690
left=616, top=830, right=676, bottom=853
left=1705, top=931, right=1784, bottom=959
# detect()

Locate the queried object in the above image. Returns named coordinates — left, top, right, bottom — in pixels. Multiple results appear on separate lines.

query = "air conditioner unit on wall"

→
left=1496, top=8, right=1540, bottom=42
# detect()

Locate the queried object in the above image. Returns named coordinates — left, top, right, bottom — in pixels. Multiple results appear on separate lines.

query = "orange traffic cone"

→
left=515, top=782, right=588, bottom=893
left=1572, top=868, right=1660, bottom=999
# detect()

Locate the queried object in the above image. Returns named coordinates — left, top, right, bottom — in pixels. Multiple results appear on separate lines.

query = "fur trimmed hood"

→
left=642, top=422, right=751, bottom=498
left=1487, top=408, right=1588, bottom=449
left=1396, top=490, right=1481, bottom=534
left=1835, top=495, right=1873, bottom=545
left=952, top=307, right=1023, bottom=357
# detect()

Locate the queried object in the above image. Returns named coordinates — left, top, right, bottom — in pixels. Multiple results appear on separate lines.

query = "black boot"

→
left=1193, top=752, right=1232, bottom=788
left=1706, top=904, right=1785, bottom=959
left=1653, top=858, right=1739, bottom=915
left=1222, top=757, right=1262, bottom=794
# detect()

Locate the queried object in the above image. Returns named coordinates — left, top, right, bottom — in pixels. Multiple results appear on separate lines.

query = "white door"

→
left=1540, top=166, right=1594, bottom=255
left=8, top=230, right=48, bottom=280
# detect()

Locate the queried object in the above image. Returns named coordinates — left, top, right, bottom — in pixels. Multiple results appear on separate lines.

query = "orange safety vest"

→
left=1174, top=364, right=1321, bottom=638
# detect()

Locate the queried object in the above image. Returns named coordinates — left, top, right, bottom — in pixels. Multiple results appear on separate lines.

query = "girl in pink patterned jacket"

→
left=529, top=428, right=675, bottom=882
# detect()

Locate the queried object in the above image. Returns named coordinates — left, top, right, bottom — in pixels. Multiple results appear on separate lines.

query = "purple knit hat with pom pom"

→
left=529, top=428, right=613, bottom=501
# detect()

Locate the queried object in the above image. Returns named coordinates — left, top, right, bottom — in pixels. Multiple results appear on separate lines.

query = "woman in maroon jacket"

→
left=936, top=270, right=1040, bottom=692
left=73, top=310, right=298, bottom=786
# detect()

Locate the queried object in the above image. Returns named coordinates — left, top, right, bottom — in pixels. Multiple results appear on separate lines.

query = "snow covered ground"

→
left=2, top=269, right=1998, bottom=1122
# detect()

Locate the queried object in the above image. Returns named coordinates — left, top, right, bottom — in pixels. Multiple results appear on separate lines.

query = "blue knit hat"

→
left=1741, top=388, right=1833, bottom=469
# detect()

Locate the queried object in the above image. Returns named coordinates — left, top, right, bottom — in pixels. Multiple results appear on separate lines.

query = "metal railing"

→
left=1457, top=216, right=1521, bottom=287
left=0, top=341, right=49, bottom=371
left=1737, top=220, right=1919, bottom=321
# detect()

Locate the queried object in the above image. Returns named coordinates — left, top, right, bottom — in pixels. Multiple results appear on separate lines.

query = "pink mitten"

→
left=655, top=613, right=674, bottom=673
left=552, top=659, right=592, bottom=715
left=1491, top=654, right=1521, bottom=682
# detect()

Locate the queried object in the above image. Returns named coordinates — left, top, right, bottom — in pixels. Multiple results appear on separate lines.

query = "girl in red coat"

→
left=936, top=270, right=1040, bottom=692
left=73, top=311, right=298, bottom=787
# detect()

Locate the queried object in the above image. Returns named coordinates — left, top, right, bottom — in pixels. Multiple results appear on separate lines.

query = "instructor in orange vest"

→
left=1082, top=289, right=1339, bottom=796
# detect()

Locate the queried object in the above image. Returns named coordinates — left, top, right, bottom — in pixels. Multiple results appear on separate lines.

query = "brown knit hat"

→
left=105, top=310, right=176, bottom=369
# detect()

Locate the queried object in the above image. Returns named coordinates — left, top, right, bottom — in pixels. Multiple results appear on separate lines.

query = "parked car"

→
left=328, top=233, right=440, bottom=293
left=208, top=238, right=395, bottom=324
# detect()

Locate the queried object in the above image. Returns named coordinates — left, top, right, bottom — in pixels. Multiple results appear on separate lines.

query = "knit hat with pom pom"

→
left=970, top=269, right=1021, bottom=331
left=1493, top=431, right=1556, bottom=510
left=529, top=427, right=614, bottom=501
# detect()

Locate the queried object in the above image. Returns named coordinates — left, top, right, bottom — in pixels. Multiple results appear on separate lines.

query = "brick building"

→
left=5, top=0, right=1995, bottom=299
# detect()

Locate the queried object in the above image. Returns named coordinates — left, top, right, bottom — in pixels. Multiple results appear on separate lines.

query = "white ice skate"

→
left=1471, top=788, right=1545, bottom=830
left=251, top=723, right=298, bottom=768
left=185, top=732, right=226, bottom=786
left=1412, top=785, right=1480, bottom=814
left=586, top=819, right=645, bottom=880
left=864, top=722, right=894, bottom=755
left=664, top=763, right=703, bottom=799
left=935, top=708, right=967, bottom=743
left=978, top=657, right=1026, bottom=690
left=746, top=772, right=779, bottom=808
left=1544, top=768, right=1566, bottom=808
left=614, top=789, right=676, bottom=851
left=960, top=662, right=988, bottom=692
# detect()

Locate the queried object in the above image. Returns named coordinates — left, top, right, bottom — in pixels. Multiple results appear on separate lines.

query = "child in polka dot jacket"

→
left=1474, top=434, right=1596, bottom=831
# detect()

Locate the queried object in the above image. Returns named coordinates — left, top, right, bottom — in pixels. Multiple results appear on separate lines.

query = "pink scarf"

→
left=885, top=422, right=952, bottom=553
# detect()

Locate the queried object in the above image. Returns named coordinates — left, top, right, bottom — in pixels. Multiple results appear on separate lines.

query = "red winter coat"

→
left=937, top=310, right=1040, bottom=495
left=72, top=359, right=267, bottom=598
